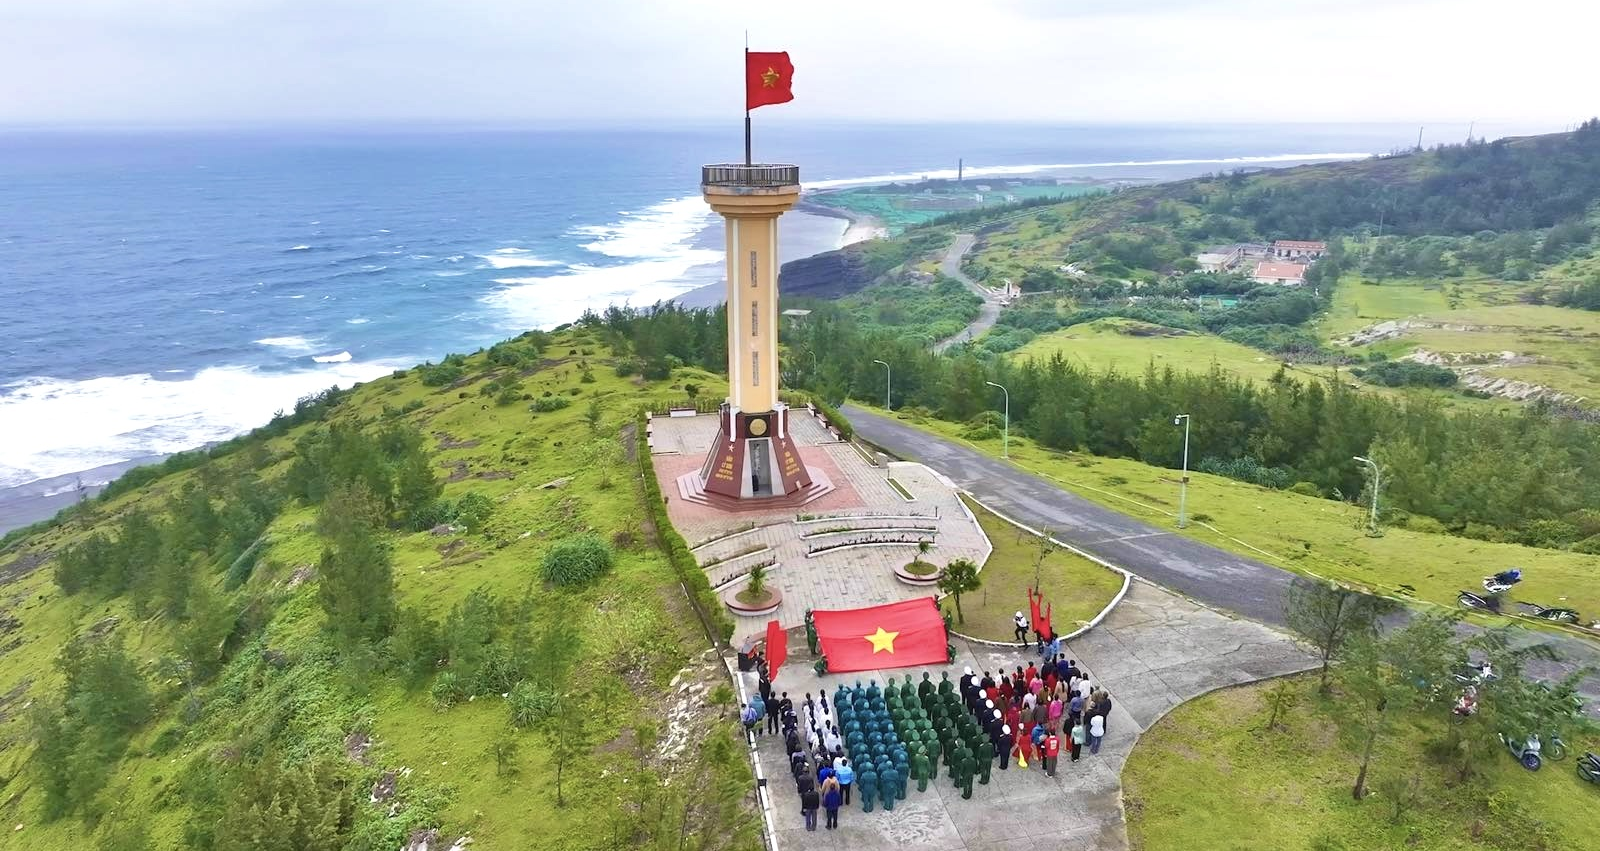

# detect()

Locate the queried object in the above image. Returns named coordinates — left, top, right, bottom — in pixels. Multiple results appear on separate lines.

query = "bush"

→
left=540, top=534, right=615, bottom=585
left=1513, top=519, right=1580, bottom=548
left=636, top=414, right=735, bottom=644
left=1571, top=534, right=1600, bottom=555
left=1287, top=481, right=1322, bottom=498
left=430, top=671, right=464, bottom=709
left=529, top=396, right=571, bottom=413
left=1351, top=360, right=1458, bottom=388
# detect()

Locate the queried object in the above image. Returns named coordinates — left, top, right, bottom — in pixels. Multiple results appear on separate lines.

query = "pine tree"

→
left=317, top=521, right=397, bottom=647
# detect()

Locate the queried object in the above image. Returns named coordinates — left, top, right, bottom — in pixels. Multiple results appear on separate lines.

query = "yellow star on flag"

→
left=761, top=67, right=781, bottom=88
left=864, top=627, right=899, bottom=654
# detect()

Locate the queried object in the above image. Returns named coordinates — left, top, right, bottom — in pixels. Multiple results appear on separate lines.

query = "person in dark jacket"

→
left=822, top=779, right=842, bottom=829
left=764, top=692, right=780, bottom=735
left=800, top=786, right=820, bottom=831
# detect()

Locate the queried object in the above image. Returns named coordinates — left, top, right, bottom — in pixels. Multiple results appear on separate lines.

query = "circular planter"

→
left=724, top=585, right=783, bottom=618
left=894, top=562, right=943, bottom=587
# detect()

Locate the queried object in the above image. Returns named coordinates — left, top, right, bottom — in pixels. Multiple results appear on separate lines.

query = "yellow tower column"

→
left=698, top=163, right=810, bottom=500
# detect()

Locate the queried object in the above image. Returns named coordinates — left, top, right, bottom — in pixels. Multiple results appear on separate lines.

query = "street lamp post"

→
left=985, top=380, right=1010, bottom=458
left=873, top=359, right=891, bottom=410
left=1173, top=414, right=1191, bottom=529
left=1353, top=455, right=1383, bottom=537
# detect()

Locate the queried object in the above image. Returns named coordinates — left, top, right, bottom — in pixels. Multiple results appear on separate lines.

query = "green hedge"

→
left=782, top=392, right=853, bottom=442
left=637, top=417, right=735, bottom=645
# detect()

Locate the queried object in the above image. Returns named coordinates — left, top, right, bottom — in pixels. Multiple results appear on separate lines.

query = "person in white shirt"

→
left=1077, top=678, right=1092, bottom=700
left=1013, top=611, right=1029, bottom=646
left=1088, top=713, right=1106, bottom=754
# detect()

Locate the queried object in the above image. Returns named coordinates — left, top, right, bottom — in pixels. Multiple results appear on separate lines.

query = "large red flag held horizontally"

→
left=765, top=619, right=787, bottom=680
left=811, top=598, right=948, bottom=673
left=746, top=51, right=795, bottom=111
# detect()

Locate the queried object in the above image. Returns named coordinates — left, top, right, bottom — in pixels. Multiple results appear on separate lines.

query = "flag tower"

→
left=691, top=49, right=815, bottom=502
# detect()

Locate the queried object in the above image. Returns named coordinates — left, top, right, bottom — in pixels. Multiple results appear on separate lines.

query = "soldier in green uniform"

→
left=937, top=671, right=955, bottom=697
left=918, top=671, right=935, bottom=702
left=957, top=750, right=977, bottom=799
left=911, top=745, right=932, bottom=792
left=976, top=738, right=996, bottom=785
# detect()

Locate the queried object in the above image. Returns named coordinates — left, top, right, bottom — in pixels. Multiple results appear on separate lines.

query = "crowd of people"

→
left=739, top=651, right=1116, bottom=830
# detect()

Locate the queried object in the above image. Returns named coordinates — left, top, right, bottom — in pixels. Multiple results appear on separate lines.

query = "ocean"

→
left=0, top=120, right=1500, bottom=512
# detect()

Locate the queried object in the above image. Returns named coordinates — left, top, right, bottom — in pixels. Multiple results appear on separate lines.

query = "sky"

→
left=1, top=0, right=1596, bottom=127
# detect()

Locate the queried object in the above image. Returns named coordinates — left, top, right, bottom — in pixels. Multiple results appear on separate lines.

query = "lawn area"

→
left=1319, top=276, right=1453, bottom=338
left=1011, top=317, right=1301, bottom=385
left=1122, top=674, right=1600, bottom=851
left=869, top=408, right=1600, bottom=634
left=944, top=494, right=1125, bottom=642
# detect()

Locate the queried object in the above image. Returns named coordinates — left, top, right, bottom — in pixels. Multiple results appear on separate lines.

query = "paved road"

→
left=843, top=404, right=1600, bottom=716
left=933, top=234, right=1001, bottom=354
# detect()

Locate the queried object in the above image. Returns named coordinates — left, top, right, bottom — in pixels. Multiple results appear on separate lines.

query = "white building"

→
left=1251, top=261, right=1307, bottom=286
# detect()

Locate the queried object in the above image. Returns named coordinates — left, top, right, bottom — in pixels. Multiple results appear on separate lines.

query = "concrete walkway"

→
left=843, top=404, right=1600, bottom=717
left=751, top=581, right=1313, bottom=851
left=933, top=234, right=1002, bottom=354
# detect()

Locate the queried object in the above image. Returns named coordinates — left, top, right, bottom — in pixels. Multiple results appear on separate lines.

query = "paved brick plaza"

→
left=648, top=410, right=992, bottom=644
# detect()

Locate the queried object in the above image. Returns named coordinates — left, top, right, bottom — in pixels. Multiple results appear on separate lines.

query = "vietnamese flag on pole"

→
left=765, top=619, right=787, bottom=680
left=811, top=598, right=948, bottom=673
left=746, top=51, right=795, bottom=111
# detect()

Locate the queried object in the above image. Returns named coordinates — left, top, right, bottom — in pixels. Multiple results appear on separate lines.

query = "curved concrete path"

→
left=842, top=405, right=1600, bottom=716
left=933, top=234, right=1002, bottom=354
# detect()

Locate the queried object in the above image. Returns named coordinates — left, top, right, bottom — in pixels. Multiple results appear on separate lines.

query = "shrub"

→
left=529, top=396, right=571, bottom=413
left=1513, top=519, right=1580, bottom=549
left=1287, top=481, right=1322, bottom=498
left=430, top=671, right=464, bottom=709
left=540, top=534, right=615, bottom=585
left=1571, top=534, right=1600, bottom=555
left=1350, top=360, right=1458, bottom=388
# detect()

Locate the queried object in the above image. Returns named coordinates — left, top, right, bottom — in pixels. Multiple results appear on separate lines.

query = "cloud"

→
left=0, top=0, right=1594, bottom=125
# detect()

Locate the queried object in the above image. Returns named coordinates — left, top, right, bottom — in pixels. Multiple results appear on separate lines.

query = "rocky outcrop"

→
left=779, top=245, right=874, bottom=300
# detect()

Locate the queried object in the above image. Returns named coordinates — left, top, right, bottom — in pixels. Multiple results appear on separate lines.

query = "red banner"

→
left=812, top=598, right=947, bottom=673
left=746, top=51, right=795, bottom=111
left=765, top=619, right=787, bottom=680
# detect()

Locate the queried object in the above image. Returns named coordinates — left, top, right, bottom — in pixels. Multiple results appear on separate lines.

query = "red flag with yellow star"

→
left=745, top=51, right=794, bottom=111
left=811, top=598, right=948, bottom=673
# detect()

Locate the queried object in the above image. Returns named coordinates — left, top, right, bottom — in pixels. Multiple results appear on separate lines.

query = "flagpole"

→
left=744, top=37, right=752, bottom=167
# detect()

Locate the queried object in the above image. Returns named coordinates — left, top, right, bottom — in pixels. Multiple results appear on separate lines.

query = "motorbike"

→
left=1482, top=568, right=1522, bottom=593
left=1499, top=732, right=1543, bottom=771
left=1516, top=601, right=1581, bottom=623
left=1458, top=590, right=1503, bottom=613
left=1579, top=751, right=1600, bottom=784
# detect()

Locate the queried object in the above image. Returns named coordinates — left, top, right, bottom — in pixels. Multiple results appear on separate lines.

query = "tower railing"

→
left=701, top=164, right=800, bottom=188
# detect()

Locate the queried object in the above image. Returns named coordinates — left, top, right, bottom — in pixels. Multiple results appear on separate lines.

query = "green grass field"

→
left=0, top=332, right=756, bottom=850
left=1123, top=675, right=1599, bottom=851
left=1320, top=276, right=1600, bottom=405
left=946, top=494, right=1125, bottom=642
left=1011, top=317, right=1298, bottom=384
left=867, top=408, right=1600, bottom=632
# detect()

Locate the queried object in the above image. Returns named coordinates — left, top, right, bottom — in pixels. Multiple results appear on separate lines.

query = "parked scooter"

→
left=1458, top=590, right=1503, bottom=613
left=1579, top=751, right=1600, bottom=784
left=1482, top=568, right=1523, bottom=593
left=1499, top=732, right=1543, bottom=771
left=1516, top=601, right=1581, bottom=623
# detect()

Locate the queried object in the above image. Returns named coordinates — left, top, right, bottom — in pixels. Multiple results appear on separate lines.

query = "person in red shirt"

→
left=1024, top=663, right=1038, bottom=684
left=1043, top=732, right=1061, bottom=776
left=998, top=676, right=1014, bottom=706
left=1004, top=702, right=1022, bottom=736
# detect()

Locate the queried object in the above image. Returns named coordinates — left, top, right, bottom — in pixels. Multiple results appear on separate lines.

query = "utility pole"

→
left=873, top=359, right=891, bottom=411
left=1173, top=414, right=1192, bottom=529
left=1416, top=125, right=1425, bottom=151
left=985, top=380, right=1010, bottom=459
left=1353, top=456, right=1383, bottom=537
left=1466, top=121, right=1475, bottom=143
left=958, top=158, right=963, bottom=183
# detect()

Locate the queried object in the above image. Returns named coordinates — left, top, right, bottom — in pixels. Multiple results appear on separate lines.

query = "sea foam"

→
left=312, top=351, right=352, bottom=363
left=254, top=335, right=317, bottom=351
left=479, top=248, right=564, bottom=269
left=0, top=358, right=408, bottom=490
left=482, top=196, right=721, bottom=329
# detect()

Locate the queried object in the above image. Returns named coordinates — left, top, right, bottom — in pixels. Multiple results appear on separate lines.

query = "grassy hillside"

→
left=0, top=327, right=757, bottom=851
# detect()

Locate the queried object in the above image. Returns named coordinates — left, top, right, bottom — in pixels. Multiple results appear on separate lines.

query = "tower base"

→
left=697, top=404, right=813, bottom=499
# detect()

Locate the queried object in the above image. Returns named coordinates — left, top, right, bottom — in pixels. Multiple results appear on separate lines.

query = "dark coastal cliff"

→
left=778, top=243, right=874, bottom=299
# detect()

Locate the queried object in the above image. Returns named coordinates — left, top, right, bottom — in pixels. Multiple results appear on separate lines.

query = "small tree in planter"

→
left=737, top=563, right=774, bottom=607
left=937, top=558, right=981, bottom=624
left=904, top=540, right=938, bottom=577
